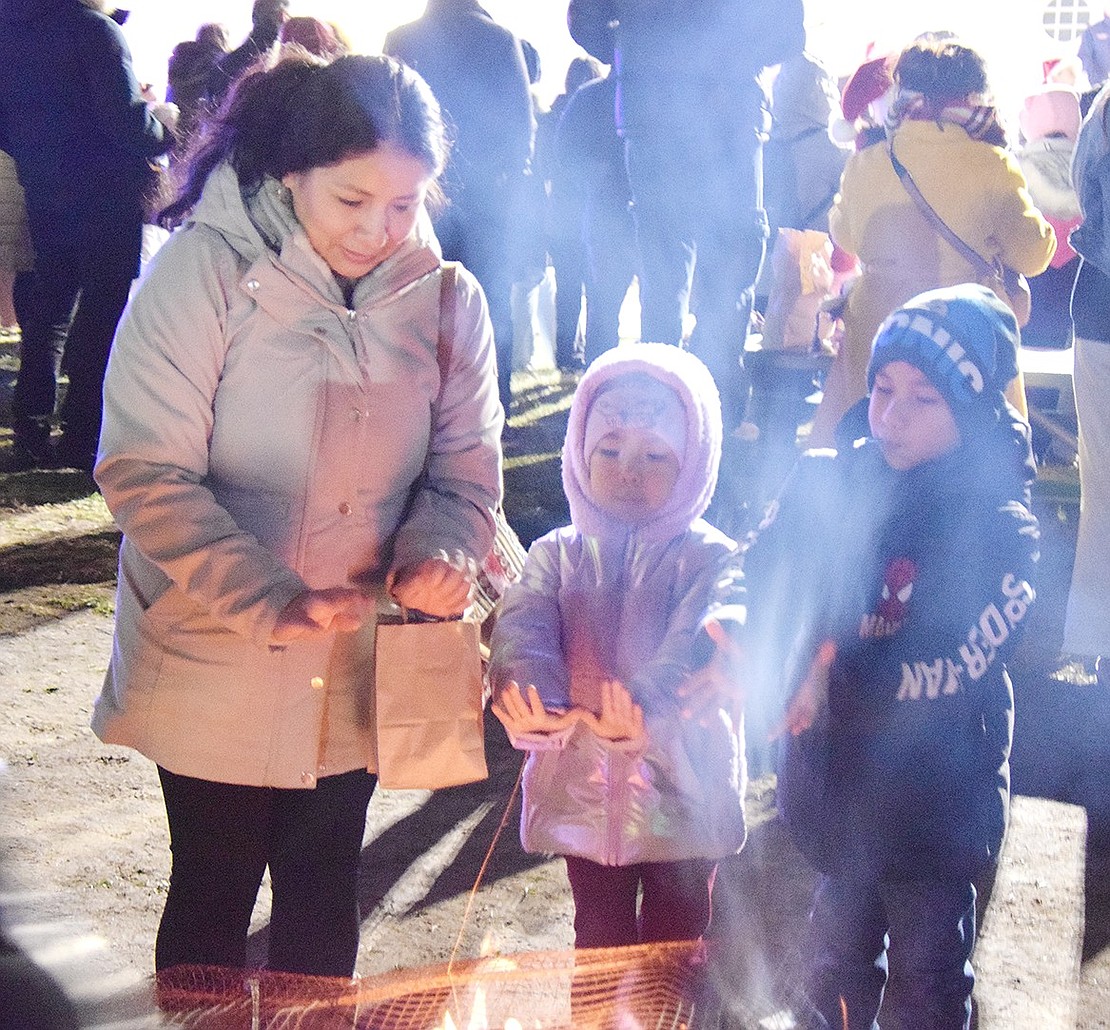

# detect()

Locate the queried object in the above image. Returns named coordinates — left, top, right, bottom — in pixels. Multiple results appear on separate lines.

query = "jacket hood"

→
left=563, top=343, right=722, bottom=543
left=187, top=162, right=440, bottom=308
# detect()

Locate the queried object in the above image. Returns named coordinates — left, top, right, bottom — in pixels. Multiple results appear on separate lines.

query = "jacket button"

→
left=300, top=771, right=315, bottom=787
left=338, top=501, right=352, bottom=516
left=351, top=408, right=362, bottom=421
left=246, top=279, right=260, bottom=291
left=310, top=676, right=324, bottom=690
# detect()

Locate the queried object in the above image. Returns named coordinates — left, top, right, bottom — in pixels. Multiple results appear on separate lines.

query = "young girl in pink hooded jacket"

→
left=489, top=342, right=747, bottom=948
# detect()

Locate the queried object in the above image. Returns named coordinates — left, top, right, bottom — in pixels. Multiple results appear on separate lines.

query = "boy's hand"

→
left=578, top=679, right=645, bottom=743
left=272, top=587, right=372, bottom=643
left=678, top=617, right=746, bottom=725
left=387, top=552, right=476, bottom=617
left=771, top=639, right=836, bottom=740
left=493, top=682, right=579, bottom=737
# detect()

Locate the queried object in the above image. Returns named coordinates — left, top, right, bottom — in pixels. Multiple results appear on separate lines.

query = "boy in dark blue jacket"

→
left=744, top=284, right=1040, bottom=1029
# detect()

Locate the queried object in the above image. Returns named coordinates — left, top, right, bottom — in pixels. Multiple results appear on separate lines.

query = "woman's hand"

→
left=271, top=587, right=372, bottom=644
left=678, top=617, right=746, bottom=725
left=771, top=639, right=836, bottom=740
left=578, top=679, right=645, bottom=743
left=492, top=682, right=580, bottom=737
left=387, top=552, right=476, bottom=617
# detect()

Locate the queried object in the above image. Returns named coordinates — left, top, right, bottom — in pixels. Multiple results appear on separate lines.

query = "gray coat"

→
left=93, top=163, right=503, bottom=788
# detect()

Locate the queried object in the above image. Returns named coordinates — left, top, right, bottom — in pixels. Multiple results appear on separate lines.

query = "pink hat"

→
left=841, top=55, right=894, bottom=122
left=1019, top=86, right=1082, bottom=142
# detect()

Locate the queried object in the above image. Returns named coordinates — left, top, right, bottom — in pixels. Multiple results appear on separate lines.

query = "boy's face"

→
left=588, top=426, right=680, bottom=522
left=868, top=360, right=961, bottom=471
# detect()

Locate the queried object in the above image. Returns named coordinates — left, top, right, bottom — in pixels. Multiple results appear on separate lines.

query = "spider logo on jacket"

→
left=860, top=556, right=919, bottom=639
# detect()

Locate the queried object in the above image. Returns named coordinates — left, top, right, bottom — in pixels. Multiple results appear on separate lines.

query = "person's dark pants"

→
left=549, top=231, right=586, bottom=369
left=583, top=202, right=639, bottom=366
left=563, top=855, right=717, bottom=948
left=624, top=132, right=767, bottom=433
left=155, top=766, right=377, bottom=977
left=13, top=206, right=141, bottom=469
left=435, top=182, right=516, bottom=416
left=805, top=873, right=977, bottom=1030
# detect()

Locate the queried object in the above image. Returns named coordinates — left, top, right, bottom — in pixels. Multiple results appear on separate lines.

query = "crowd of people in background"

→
left=2, top=1, right=1110, bottom=1027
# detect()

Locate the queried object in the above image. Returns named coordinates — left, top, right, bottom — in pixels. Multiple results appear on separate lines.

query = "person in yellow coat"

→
left=810, top=39, right=1056, bottom=448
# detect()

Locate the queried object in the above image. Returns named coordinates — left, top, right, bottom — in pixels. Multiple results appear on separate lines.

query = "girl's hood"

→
left=562, top=342, right=723, bottom=542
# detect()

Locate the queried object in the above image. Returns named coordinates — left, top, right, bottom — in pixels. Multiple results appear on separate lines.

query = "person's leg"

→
left=624, top=139, right=693, bottom=348
left=266, top=768, right=376, bottom=976
left=450, top=185, right=516, bottom=416
left=550, top=231, right=585, bottom=369
left=1064, top=334, right=1110, bottom=658
left=583, top=206, right=639, bottom=366
left=637, top=859, right=717, bottom=943
left=806, top=874, right=887, bottom=1030
left=11, top=251, right=78, bottom=466
left=55, top=220, right=140, bottom=469
left=563, top=856, right=641, bottom=948
left=881, top=878, right=976, bottom=1030
left=155, top=768, right=270, bottom=971
left=684, top=127, right=766, bottom=435
left=686, top=218, right=764, bottom=433
left=0, top=266, right=18, bottom=328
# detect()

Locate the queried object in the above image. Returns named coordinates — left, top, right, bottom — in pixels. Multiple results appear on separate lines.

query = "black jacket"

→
left=744, top=423, right=1039, bottom=881
left=567, top=0, right=804, bottom=141
left=0, top=0, right=167, bottom=236
left=385, top=0, right=534, bottom=190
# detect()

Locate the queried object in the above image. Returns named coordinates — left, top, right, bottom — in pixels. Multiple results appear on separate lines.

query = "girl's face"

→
left=868, top=360, right=961, bottom=470
left=588, top=425, right=680, bottom=522
left=282, top=143, right=433, bottom=279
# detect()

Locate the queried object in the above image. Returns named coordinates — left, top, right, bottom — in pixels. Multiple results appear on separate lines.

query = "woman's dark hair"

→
left=894, top=40, right=990, bottom=103
left=161, top=52, right=449, bottom=226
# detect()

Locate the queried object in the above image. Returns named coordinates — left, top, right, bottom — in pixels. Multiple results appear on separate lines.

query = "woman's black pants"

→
left=154, top=766, right=376, bottom=977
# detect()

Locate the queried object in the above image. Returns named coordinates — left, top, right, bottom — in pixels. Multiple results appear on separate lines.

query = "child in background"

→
left=489, top=342, right=747, bottom=949
left=744, top=284, right=1040, bottom=1029
left=1014, top=85, right=1084, bottom=350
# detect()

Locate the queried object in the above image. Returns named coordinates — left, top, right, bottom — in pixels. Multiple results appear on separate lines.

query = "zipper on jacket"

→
left=603, top=529, right=635, bottom=865
left=605, top=745, right=628, bottom=865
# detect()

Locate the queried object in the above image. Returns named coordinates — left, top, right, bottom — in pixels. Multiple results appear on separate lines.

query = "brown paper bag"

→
left=374, top=615, right=488, bottom=789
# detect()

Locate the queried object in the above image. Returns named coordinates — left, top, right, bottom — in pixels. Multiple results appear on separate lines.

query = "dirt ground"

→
left=2, top=367, right=1109, bottom=1027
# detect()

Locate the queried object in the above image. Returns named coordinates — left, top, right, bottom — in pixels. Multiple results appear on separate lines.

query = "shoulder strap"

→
left=887, top=142, right=995, bottom=279
left=436, top=261, right=458, bottom=384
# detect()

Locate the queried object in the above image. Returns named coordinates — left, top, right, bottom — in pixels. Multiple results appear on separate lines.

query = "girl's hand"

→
left=771, top=639, right=836, bottom=740
left=387, top=552, right=476, bottom=617
left=272, top=587, right=372, bottom=643
left=493, top=682, right=579, bottom=736
left=578, top=679, right=645, bottom=743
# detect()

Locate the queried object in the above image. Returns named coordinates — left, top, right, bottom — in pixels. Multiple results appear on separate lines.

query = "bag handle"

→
left=887, top=142, right=999, bottom=280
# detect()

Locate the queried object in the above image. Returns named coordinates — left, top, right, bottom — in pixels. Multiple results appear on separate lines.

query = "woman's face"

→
left=282, top=144, right=433, bottom=279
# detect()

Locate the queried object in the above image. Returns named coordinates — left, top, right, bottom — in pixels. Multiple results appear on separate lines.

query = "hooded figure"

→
left=489, top=343, right=747, bottom=888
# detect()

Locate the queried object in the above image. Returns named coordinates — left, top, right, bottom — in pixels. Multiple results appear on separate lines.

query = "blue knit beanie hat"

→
left=866, top=284, right=1020, bottom=431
